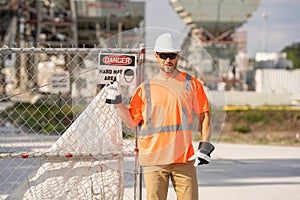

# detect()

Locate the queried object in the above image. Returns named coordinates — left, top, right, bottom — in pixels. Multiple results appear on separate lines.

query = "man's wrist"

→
left=198, top=142, right=215, bottom=155
left=105, top=95, right=122, bottom=104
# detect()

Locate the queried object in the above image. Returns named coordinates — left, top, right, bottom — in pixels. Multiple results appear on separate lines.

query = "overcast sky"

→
left=143, top=0, right=300, bottom=58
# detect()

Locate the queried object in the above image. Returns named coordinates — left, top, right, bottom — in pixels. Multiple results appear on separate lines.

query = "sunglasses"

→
left=157, top=53, right=178, bottom=60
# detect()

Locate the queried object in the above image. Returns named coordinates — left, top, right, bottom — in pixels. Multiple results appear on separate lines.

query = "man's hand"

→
left=188, top=142, right=215, bottom=167
left=105, top=81, right=122, bottom=104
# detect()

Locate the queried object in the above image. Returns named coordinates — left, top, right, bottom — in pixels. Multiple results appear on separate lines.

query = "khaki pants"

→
left=143, top=161, right=198, bottom=200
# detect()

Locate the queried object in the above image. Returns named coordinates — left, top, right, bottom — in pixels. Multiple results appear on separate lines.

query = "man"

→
left=106, top=32, right=215, bottom=200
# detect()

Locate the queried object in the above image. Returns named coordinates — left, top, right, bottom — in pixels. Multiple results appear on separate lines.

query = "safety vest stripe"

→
left=144, top=80, right=153, bottom=129
left=186, top=73, right=191, bottom=91
left=182, top=74, right=191, bottom=130
left=140, top=73, right=193, bottom=136
left=139, top=123, right=194, bottom=135
left=181, top=107, right=189, bottom=131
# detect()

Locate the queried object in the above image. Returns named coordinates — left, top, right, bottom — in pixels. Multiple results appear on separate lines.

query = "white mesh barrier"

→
left=12, top=88, right=124, bottom=200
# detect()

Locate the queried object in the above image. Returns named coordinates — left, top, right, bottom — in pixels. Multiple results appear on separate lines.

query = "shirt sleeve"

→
left=192, top=79, right=210, bottom=114
left=128, top=86, right=144, bottom=125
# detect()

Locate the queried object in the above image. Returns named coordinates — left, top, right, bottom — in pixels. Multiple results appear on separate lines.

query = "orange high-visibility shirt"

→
left=129, top=72, right=210, bottom=166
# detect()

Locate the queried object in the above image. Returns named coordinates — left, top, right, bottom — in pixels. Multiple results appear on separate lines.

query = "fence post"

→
left=133, top=43, right=145, bottom=200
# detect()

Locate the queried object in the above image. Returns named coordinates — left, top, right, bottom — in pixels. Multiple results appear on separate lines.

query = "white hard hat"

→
left=154, top=32, right=181, bottom=53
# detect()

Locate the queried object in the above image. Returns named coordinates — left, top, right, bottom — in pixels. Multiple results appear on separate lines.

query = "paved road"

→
left=1, top=132, right=300, bottom=200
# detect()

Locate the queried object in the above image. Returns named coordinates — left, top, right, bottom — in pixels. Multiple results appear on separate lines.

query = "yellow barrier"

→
left=223, top=105, right=300, bottom=111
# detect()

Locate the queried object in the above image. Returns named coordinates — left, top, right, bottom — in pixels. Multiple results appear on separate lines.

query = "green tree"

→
left=281, top=42, right=300, bottom=69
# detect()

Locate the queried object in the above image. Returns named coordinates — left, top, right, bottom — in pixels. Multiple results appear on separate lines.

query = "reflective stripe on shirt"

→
left=139, top=73, right=193, bottom=136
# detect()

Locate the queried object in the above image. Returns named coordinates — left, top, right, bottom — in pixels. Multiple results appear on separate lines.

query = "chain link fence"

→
left=0, top=45, right=145, bottom=200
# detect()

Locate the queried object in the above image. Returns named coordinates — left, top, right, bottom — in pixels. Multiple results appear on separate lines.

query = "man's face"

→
left=155, top=52, right=179, bottom=73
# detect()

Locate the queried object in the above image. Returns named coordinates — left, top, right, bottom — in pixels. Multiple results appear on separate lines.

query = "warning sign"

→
left=50, top=71, right=70, bottom=93
left=98, top=53, right=137, bottom=85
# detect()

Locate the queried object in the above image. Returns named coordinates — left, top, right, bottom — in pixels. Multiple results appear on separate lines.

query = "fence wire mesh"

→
left=0, top=46, right=144, bottom=200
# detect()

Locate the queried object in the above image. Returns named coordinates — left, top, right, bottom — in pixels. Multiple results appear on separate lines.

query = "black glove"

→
left=105, top=81, right=122, bottom=104
left=188, top=142, right=215, bottom=167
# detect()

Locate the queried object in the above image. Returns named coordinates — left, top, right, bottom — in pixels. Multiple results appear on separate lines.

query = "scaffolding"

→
left=16, top=0, right=144, bottom=48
